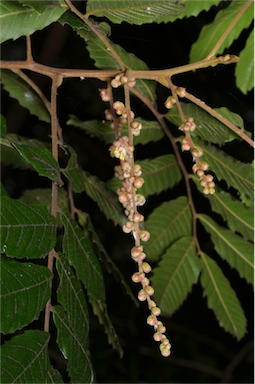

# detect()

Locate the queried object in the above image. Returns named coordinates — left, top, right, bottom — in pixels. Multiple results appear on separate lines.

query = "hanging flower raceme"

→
left=102, top=74, right=171, bottom=357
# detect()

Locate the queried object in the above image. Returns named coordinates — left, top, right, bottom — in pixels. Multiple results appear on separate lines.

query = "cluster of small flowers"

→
left=164, top=87, right=186, bottom=109
left=181, top=135, right=215, bottom=195
left=108, top=93, right=171, bottom=357
left=131, top=245, right=172, bottom=357
left=111, top=73, right=136, bottom=88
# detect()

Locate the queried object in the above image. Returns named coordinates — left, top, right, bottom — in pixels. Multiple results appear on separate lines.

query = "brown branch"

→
left=44, top=76, right=62, bottom=333
left=26, top=36, right=33, bottom=63
left=185, top=91, right=254, bottom=148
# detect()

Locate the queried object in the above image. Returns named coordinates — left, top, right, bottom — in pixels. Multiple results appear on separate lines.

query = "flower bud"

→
left=151, top=306, right=161, bottom=316
left=133, top=177, right=144, bottom=189
left=153, top=332, right=163, bottom=341
left=142, top=262, right=152, bottom=273
left=147, top=315, right=156, bottom=326
left=132, top=272, right=144, bottom=283
left=145, top=285, right=154, bottom=296
left=138, top=289, right=147, bottom=301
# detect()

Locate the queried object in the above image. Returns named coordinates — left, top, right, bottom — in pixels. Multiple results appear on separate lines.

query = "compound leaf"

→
left=1, top=330, right=63, bottom=383
left=0, top=70, right=50, bottom=123
left=143, top=196, right=192, bottom=260
left=152, top=237, right=200, bottom=315
left=1, top=257, right=51, bottom=334
left=190, top=1, right=254, bottom=62
left=199, top=214, right=254, bottom=285
left=200, top=253, right=246, bottom=340
left=60, top=211, right=105, bottom=300
left=1, top=196, right=57, bottom=258
left=53, top=305, right=94, bottom=384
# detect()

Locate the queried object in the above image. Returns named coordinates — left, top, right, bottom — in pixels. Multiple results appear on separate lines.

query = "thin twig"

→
left=26, top=36, right=33, bottom=63
left=185, top=91, right=254, bottom=147
left=44, top=76, right=61, bottom=333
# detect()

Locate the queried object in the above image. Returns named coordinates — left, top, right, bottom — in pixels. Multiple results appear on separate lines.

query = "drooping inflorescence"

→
left=165, top=87, right=215, bottom=195
left=100, top=73, right=171, bottom=357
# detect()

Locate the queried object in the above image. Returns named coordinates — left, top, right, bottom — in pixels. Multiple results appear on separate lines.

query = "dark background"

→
left=1, top=1, right=254, bottom=383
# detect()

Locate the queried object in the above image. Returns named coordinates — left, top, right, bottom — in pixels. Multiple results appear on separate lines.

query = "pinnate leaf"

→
left=190, top=1, right=254, bottom=62
left=67, top=116, right=164, bottom=145
left=152, top=237, right=200, bottom=315
left=60, top=211, right=105, bottom=300
left=200, top=253, right=246, bottom=340
left=144, top=197, right=192, bottom=260
left=1, top=330, right=63, bottom=383
left=0, top=70, right=50, bottom=123
left=1, top=257, right=51, bottom=334
left=235, top=29, right=254, bottom=94
left=53, top=305, right=94, bottom=384
left=86, top=0, right=185, bottom=25
left=1, top=196, right=57, bottom=258
left=0, top=0, right=67, bottom=43
left=209, top=191, right=254, bottom=241
left=199, top=214, right=254, bottom=286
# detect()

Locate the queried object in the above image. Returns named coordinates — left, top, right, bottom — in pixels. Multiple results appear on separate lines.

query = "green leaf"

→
left=166, top=0, right=221, bottom=20
left=1, top=330, right=63, bottom=383
left=53, top=305, right=94, bottom=384
left=152, top=237, right=201, bottom=315
left=67, top=116, right=164, bottom=145
left=56, top=254, right=89, bottom=345
left=60, top=211, right=105, bottom=300
left=0, top=70, right=50, bottom=123
left=83, top=171, right=126, bottom=226
left=1, top=257, right=51, bottom=334
left=143, top=196, right=192, bottom=260
left=190, top=1, right=254, bottom=62
left=166, top=103, right=245, bottom=145
left=198, top=214, right=254, bottom=286
left=197, top=139, right=254, bottom=203
left=89, top=297, right=123, bottom=358
left=1, top=196, right=57, bottom=258
left=0, top=0, right=67, bottom=43
left=61, top=146, right=86, bottom=193
left=10, top=142, right=63, bottom=185
left=86, top=0, right=185, bottom=24
left=60, top=13, right=156, bottom=101
left=200, top=253, right=246, bottom=340
left=108, top=154, right=182, bottom=197
left=209, top=191, right=254, bottom=241
left=235, top=29, right=254, bottom=94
